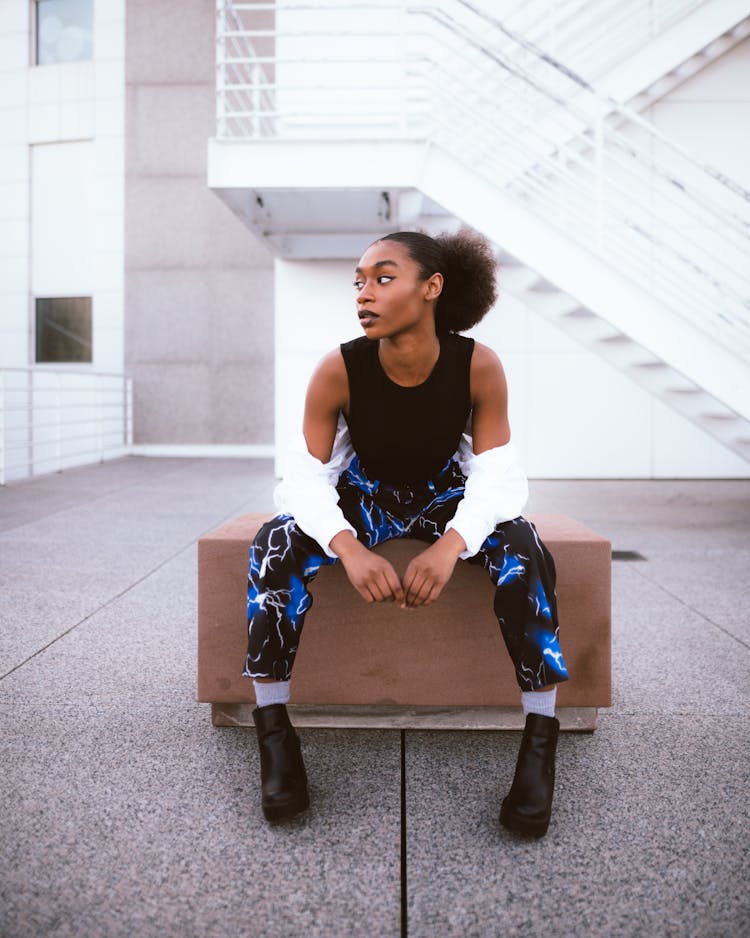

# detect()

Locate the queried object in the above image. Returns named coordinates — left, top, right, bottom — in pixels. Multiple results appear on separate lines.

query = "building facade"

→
left=1, top=0, right=748, bottom=478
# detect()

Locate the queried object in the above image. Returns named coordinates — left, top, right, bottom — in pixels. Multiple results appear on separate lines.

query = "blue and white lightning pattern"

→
left=471, top=518, right=567, bottom=690
left=244, top=514, right=335, bottom=680
left=245, top=459, right=569, bottom=690
left=357, top=499, right=405, bottom=547
left=345, top=455, right=380, bottom=496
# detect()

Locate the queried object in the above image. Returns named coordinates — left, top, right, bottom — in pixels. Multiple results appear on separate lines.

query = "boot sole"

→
left=262, top=792, right=310, bottom=822
left=499, top=799, right=550, bottom=838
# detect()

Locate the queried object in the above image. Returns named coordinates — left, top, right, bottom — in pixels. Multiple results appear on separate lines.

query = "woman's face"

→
left=353, top=240, right=441, bottom=340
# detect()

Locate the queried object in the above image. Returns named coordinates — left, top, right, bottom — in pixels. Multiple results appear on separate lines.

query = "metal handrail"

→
left=226, top=0, right=710, bottom=84
left=419, top=79, right=749, bottom=348
left=9, top=445, right=126, bottom=468
left=215, top=0, right=750, bottom=356
left=217, top=0, right=278, bottom=137
left=2, top=401, right=126, bottom=412
left=484, top=0, right=706, bottom=82
left=450, top=0, right=750, bottom=201
left=0, top=366, right=129, bottom=378
left=3, top=431, right=125, bottom=452
left=0, top=367, right=133, bottom=484
left=18, top=416, right=127, bottom=431
left=413, top=11, right=750, bottom=250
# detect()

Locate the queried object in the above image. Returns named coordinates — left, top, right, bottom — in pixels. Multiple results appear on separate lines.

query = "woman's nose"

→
left=357, top=281, right=374, bottom=303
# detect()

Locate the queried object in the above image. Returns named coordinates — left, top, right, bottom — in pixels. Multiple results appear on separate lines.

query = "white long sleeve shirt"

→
left=273, top=416, right=528, bottom=560
left=444, top=432, right=529, bottom=558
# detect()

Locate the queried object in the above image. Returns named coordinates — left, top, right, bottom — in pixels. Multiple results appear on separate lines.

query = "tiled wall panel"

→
left=124, top=0, right=274, bottom=446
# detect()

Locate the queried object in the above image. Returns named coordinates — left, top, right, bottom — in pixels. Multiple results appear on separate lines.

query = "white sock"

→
left=253, top=679, right=291, bottom=708
left=521, top=687, right=557, bottom=718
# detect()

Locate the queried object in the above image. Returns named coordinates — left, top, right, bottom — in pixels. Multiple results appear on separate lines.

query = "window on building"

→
left=35, top=0, right=93, bottom=65
left=35, top=297, right=92, bottom=363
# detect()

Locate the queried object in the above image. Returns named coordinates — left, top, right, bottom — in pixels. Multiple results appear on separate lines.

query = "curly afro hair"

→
left=377, top=228, right=498, bottom=334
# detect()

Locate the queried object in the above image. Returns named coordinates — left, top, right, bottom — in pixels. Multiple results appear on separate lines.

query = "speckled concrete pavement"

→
left=1, top=458, right=748, bottom=937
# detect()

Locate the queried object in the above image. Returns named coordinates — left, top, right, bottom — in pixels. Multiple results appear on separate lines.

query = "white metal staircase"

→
left=480, top=0, right=750, bottom=106
left=209, top=0, right=750, bottom=461
left=498, top=249, right=750, bottom=459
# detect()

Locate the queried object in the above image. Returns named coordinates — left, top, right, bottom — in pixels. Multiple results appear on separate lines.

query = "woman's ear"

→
left=424, top=272, right=443, bottom=301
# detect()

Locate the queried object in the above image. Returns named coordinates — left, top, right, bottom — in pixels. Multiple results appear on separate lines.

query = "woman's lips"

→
left=358, top=312, right=379, bottom=328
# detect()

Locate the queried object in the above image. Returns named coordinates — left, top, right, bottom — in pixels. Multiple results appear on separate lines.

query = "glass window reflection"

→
left=36, top=0, right=94, bottom=65
left=36, top=297, right=93, bottom=363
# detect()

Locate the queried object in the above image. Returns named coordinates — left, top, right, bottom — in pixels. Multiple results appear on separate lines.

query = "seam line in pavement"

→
left=401, top=729, right=408, bottom=938
left=632, top=565, right=750, bottom=652
left=0, top=494, right=259, bottom=683
left=0, top=540, right=196, bottom=683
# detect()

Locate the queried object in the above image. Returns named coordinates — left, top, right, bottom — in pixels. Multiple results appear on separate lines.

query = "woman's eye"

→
left=353, top=275, right=393, bottom=289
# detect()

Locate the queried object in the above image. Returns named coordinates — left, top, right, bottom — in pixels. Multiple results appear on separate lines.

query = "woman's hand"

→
left=331, top=532, right=406, bottom=605
left=402, top=529, right=465, bottom=607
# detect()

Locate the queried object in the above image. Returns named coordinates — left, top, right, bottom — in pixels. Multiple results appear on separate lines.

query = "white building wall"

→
left=0, top=1, right=31, bottom=367
left=648, top=35, right=750, bottom=188
left=274, top=258, right=355, bottom=477
left=0, top=0, right=125, bottom=372
left=125, top=0, right=275, bottom=449
left=31, top=140, right=94, bottom=295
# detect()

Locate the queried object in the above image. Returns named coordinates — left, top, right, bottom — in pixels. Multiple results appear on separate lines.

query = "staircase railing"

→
left=216, top=0, right=750, bottom=359
left=418, top=1, right=750, bottom=355
left=483, top=0, right=707, bottom=83
left=217, top=0, right=278, bottom=138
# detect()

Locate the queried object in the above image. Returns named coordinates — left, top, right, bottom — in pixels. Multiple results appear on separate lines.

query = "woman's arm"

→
left=443, top=342, right=528, bottom=557
left=273, top=351, right=356, bottom=557
left=468, top=342, right=511, bottom=453
left=302, top=349, right=349, bottom=462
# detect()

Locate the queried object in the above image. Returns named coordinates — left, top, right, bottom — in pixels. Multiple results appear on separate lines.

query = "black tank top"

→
left=340, top=334, right=474, bottom=484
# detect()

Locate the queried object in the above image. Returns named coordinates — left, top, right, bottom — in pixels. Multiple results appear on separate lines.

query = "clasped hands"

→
left=329, top=529, right=466, bottom=608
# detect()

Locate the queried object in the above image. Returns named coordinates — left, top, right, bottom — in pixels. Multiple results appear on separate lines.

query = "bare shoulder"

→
left=471, top=340, right=504, bottom=368
left=306, top=347, right=349, bottom=411
left=303, top=348, right=349, bottom=460
left=468, top=341, right=510, bottom=447
left=470, top=341, right=507, bottom=392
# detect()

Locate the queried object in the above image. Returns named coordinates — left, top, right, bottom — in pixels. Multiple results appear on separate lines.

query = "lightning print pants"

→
left=244, top=456, right=569, bottom=692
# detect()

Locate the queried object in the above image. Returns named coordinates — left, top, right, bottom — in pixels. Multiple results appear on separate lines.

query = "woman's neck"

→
left=378, top=329, right=440, bottom=387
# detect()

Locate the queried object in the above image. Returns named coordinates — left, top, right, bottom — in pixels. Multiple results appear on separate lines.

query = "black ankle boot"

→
left=252, top=704, right=309, bottom=822
left=499, top=712, right=559, bottom=838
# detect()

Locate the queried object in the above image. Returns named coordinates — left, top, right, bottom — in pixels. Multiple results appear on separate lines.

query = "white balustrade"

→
left=0, top=368, right=133, bottom=484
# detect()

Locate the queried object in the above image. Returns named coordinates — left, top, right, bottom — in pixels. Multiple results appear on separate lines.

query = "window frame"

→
left=31, top=0, right=95, bottom=68
left=33, top=295, right=94, bottom=367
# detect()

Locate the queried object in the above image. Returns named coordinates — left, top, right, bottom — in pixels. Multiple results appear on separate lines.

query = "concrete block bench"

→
left=198, top=513, right=611, bottom=731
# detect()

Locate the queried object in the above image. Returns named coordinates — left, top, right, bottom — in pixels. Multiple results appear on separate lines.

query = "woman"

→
left=244, top=229, right=569, bottom=837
